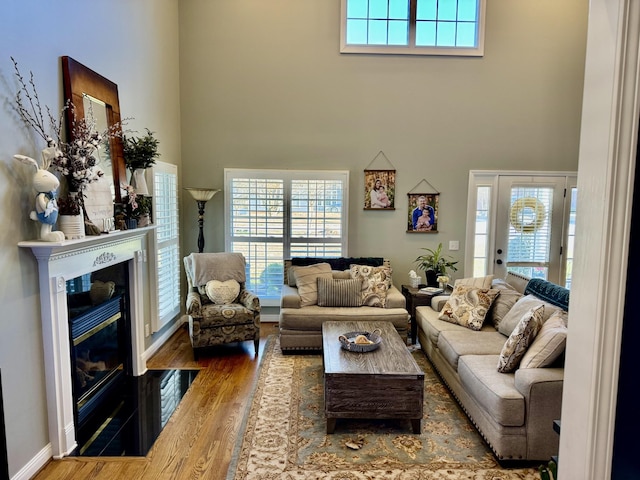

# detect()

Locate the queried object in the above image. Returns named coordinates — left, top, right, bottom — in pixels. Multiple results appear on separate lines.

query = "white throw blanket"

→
left=185, top=252, right=246, bottom=286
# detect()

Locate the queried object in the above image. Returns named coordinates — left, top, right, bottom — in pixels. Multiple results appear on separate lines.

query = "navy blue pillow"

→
left=291, top=257, right=384, bottom=270
left=524, top=278, right=570, bottom=311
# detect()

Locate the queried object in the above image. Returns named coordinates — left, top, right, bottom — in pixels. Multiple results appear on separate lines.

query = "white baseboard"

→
left=141, top=315, right=188, bottom=366
left=11, top=443, right=51, bottom=480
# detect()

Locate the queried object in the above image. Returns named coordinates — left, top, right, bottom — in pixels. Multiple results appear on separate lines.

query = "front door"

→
left=494, top=176, right=570, bottom=284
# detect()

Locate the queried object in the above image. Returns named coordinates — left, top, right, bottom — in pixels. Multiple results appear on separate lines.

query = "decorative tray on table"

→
left=338, top=329, right=382, bottom=352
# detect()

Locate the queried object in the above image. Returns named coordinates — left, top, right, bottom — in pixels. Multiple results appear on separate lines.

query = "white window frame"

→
left=149, top=161, right=180, bottom=333
left=225, top=168, right=349, bottom=306
left=340, top=0, right=486, bottom=56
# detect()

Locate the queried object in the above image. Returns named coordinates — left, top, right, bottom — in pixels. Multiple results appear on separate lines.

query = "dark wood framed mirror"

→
left=61, top=56, right=126, bottom=205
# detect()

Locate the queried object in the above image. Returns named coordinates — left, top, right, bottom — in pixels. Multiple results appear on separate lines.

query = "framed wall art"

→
left=364, top=169, right=396, bottom=209
left=407, top=192, right=439, bottom=233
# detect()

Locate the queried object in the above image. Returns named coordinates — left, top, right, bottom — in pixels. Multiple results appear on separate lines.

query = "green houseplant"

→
left=123, top=128, right=160, bottom=171
left=415, top=242, right=458, bottom=286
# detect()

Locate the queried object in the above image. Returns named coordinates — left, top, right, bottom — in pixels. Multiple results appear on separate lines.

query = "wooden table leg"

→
left=326, top=418, right=337, bottom=434
left=411, top=419, right=421, bottom=434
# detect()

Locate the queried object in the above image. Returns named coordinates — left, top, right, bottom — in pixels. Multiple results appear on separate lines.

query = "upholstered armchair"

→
left=184, top=252, right=260, bottom=358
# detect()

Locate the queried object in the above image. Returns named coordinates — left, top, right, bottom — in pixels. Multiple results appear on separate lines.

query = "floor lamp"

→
left=185, top=188, right=221, bottom=253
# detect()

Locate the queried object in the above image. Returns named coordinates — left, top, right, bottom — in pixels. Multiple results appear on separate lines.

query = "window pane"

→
left=458, top=0, right=477, bottom=21
left=437, top=0, right=457, bottom=21
left=368, top=19, right=388, bottom=44
left=388, top=20, right=409, bottom=45
left=417, top=0, right=437, bottom=20
left=369, top=0, right=388, bottom=18
left=347, top=0, right=368, bottom=17
left=232, top=241, right=283, bottom=298
left=389, top=0, right=409, bottom=19
left=346, top=19, right=368, bottom=44
left=456, top=22, right=476, bottom=47
left=565, top=187, right=577, bottom=288
left=416, top=21, right=436, bottom=46
left=436, top=21, right=456, bottom=46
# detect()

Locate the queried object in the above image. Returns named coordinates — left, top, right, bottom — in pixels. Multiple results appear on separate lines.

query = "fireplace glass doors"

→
left=67, top=264, right=130, bottom=427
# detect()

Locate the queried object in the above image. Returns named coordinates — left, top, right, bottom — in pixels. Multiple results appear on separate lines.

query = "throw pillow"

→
left=497, top=305, right=544, bottom=373
left=317, top=277, right=362, bottom=307
left=438, top=285, right=500, bottom=330
left=498, top=295, right=561, bottom=337
left=520, top=310, right=568, bottom=368
left=488, top=281, right=524, bottom=330
left=454, top=274, right=494, bottom=290
left=293, top=263, right=333, bottom=307
left=349, top=264, right=393, bottom=308
left=205, top=279, right=241, bottom=304
left=89, top=280, right=115, bottom=306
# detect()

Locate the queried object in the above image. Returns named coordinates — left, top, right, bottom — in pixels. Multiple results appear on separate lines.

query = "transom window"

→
left=225, top=169, right=349, bottom=305
left=341, top=0, right=486, bottom=56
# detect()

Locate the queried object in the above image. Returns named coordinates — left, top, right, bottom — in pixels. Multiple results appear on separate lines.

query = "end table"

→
left=401, top=284, right=443, bottom=345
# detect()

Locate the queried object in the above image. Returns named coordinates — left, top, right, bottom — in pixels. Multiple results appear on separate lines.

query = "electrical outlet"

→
left=449, top=240, right=460, bottom=251
left=145, top=324, right=150, bottom=337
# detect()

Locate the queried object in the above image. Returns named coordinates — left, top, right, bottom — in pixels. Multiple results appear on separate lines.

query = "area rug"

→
left=227, top=336, right=539, bottom=479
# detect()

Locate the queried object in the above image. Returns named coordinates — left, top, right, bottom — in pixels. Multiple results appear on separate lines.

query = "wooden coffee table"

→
left=322, top=320, right=424, bottom=434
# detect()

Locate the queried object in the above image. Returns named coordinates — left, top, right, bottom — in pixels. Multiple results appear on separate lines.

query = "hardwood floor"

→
left=32, top=323, right=279, bottom=480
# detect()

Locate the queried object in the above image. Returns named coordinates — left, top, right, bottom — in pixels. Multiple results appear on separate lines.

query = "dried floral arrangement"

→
left=12, top=57, right=125, bottom=215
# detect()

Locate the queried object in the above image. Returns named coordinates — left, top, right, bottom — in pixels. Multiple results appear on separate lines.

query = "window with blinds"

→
left=151, top=162, right=180, bottom=331
left=506, top=186, right=553, bottom=280
left=225, top=169, right=349, bottom=305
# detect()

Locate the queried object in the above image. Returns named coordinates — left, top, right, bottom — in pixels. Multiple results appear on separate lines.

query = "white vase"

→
left=58, top=209, right=85, bottom=240
left=130, top=169, right=149, bottom=196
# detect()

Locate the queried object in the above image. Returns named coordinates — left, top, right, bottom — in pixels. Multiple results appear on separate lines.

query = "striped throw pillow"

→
left=317, top=277, right=362, bottom=307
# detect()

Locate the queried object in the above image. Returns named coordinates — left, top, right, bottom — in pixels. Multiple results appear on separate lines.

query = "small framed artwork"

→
left=407, top=193, right=439, bottom=233
left=364, top=169, right=396, bottom=210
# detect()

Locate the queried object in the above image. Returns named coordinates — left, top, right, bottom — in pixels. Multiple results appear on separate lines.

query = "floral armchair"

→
left=184, top=252, right=260, bottom=358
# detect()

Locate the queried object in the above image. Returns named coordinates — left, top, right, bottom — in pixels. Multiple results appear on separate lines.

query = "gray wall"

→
left=0, top=1, right=181, bottom=476
left=179, top=0, right=588, bottom=282
left=0, top=0, right=587, bottom=477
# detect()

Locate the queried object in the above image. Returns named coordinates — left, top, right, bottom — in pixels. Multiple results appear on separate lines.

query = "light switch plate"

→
left=449, top=240, right=460, bottom=251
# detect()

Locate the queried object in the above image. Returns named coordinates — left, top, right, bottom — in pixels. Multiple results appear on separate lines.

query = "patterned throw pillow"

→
left=497, top=305, right=544, bottom=373
left=520, top=310, right=568, bottom=368
left=317, top=277, right=362, bottom=307
left=349, top=264, right=392, bottom=308
left=206, top=279, right=241, bottom=304
left=498, top=295, right=560, bottom=337
left=438, top=285, right=500, bottom=330
left=293, top=263, right=333, bottom=307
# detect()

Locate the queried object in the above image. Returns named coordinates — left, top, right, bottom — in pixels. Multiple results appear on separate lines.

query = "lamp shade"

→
left=185, top=188, right=221, bottom=202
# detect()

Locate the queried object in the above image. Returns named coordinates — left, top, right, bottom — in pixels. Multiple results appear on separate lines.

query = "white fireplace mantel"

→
left=19, top=226, right=157, bottom=458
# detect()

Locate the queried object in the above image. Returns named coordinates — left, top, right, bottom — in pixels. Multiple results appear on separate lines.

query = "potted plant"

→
left=414, top=242, right=458, bottom=287
left=122, top=128, right=160, bottom=194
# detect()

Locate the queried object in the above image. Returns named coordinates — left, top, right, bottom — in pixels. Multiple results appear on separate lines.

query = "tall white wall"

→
left=178, top=0, right=588, bottom=282
left=0, top=1, right=181, bottom=477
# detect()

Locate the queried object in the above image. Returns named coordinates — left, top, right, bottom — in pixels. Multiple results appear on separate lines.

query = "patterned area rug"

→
left=227, top=337, right=539, bottom=480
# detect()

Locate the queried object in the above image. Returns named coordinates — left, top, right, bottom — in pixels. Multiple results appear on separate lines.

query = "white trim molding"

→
left=560, top=0, right=640, bottom=478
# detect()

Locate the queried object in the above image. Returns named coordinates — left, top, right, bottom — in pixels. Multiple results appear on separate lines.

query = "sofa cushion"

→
left=205, top=279, right=240, bottom=304
left=458, top=355, right=525, bottom=427
left=497, top=305, right=544, bottom=373
left=498, top=295, right=561, bottom=337
left=438, top=285, right=500, bottom=330
left=520, top=310, right=568, bottom=368
left=350, top=264, right=392, bottom=307
left=455, top=274, right=494, bottom=289
left=317, top=277, right=362, bottom=307
left=293, top=263, right=333, bottom=307
left=437, top=330, right=507, bottom=370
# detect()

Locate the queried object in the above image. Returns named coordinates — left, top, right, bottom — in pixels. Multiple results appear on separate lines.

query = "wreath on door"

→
left=509, top=197, right=546, bottom=233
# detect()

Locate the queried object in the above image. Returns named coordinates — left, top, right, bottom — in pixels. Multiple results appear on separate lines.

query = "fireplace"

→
left=19, top=227, right=156, bottom=457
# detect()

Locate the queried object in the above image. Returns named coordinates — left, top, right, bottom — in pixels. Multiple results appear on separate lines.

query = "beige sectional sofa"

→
left=416, top=272, right=569, bottom=461
left=279, top=257, right=409, bottom=352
